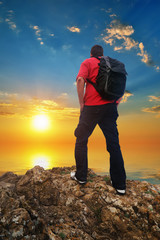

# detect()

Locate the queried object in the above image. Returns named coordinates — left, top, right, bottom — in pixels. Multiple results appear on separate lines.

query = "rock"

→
left=0, top=165, right=160, bottom=239
left=0, top=171, right=21, bottom=183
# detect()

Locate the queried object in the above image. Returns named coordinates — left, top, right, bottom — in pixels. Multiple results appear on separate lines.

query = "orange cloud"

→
left=102, top=20, right=138, bottom=51
left=0, top=91, right=79, bottom=119
left=148, top=96, right=160, bottom=102
left=142, top=95, right=160, bottom=117
left=137, top=42, right=153, bottom=66
left=121, top=90, right=134, bottom=103
left=142, top=105, right=160, bottom=117
left=114, top=46, right=123, bottom=51
left=67, top=26, right=80, bottom=33
left=102, top=19, right=159, bottom=69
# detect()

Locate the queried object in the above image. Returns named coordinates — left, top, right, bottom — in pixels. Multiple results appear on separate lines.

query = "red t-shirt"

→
left=76, top=57, right=115, bottom=106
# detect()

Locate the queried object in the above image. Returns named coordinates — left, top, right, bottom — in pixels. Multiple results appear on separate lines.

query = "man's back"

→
left=77, top=57, right=114, bottom=106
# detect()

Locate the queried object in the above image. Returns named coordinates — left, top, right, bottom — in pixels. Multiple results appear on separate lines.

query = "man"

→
left=71, top=45, right=126, bottom=195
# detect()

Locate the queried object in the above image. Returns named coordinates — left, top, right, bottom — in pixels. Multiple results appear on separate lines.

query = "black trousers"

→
left=74, top=103, right=126, bottom=190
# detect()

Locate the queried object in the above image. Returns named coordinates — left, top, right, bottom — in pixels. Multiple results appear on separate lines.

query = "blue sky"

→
left=0, top=0, right=160, bottom=115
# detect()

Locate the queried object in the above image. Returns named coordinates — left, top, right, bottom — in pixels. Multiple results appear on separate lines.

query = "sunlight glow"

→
left=32, top=155, right=51, bottom=169
left=32, top=114, right=50, bottom=131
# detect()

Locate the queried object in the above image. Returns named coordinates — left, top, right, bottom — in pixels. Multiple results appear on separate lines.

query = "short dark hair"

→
left=90, top=45, right=103, bottom=57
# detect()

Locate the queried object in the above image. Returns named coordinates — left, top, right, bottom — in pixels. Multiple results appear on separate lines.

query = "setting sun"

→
left=32, top=114, right=50, bottom=131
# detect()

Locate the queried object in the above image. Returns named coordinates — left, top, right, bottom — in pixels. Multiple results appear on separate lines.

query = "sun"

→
left=32, top=114, right=50, bottom=131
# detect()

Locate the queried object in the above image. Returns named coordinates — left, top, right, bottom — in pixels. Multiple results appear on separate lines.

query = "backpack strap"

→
left=86, top=78, right=99, bottom=92
left=87, top=77, right=117, bottom=104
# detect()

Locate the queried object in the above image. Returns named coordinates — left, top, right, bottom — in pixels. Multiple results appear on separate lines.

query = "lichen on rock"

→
left=0, top=166, right=160, bottom=239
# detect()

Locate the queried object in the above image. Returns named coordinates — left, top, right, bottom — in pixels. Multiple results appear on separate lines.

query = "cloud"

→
left=148, top=96, right=160, bottom=102
left=5, top=10, right=19, bottom=33
left=0, top=6, right=19, bottom=32
left=123, top=37, right=138, bottom=51
left=102, top=19, right=138, bottom=50
left=142, top=105, right=160, bottom=115
left=0, top=91, right=18, bottom=98
left=0, top=103, right=16, bottom=107
left=142, top=95, right=160, bottom=117
left=107, top=20, right=134, bottom=36
left=52, top=107, right=79, bottom=120
left=0, top=91, right=78, bottom=120
left=102, top=19, right=159, bottom=69
left=0, top=91, right=58, bottom=118
left=30, top=25, right=44, bottom=45
left=114, top=46, right=123, bottom=51
left=137, top=42, right=153, bottom=66
left=102, top=19, right=141, bottom=58
left=25, top=97, right=61, bottom=113
left=103, top=38, right=114, bottom=46
left=29, top=25, right=55, bottom=46
left=33, top=25, right=41, bottom=36
left=121, top=90, right=134, bottom=103
left=67, top=26, right=80, bottom=33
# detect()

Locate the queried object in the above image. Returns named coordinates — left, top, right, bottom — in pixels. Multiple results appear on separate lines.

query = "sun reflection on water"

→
left=32, top=154, right=52, bottom=169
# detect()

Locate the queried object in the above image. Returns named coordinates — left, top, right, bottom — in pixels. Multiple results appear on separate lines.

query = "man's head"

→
left=90, top=45, right=104, bottom=57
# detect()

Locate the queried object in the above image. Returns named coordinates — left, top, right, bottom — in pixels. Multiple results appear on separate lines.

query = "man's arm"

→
left=76, top=76, right=85, bottom=112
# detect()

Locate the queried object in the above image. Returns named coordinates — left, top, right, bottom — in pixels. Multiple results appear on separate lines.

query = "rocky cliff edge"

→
left=0, top=166, right=160, bottom=240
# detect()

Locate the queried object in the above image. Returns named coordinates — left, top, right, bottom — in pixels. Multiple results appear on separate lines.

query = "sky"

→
left=0, top=0, right=160, bottom=179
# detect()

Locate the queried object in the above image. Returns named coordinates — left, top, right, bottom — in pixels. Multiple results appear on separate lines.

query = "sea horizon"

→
left=1, top=142, right=159, bottom=185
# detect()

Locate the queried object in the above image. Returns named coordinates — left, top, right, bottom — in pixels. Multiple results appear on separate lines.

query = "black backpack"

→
left=87, top=56, right=127, bottom=100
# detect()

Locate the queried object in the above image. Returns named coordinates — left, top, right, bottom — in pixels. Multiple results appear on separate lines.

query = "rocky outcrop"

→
left=0, top=166, right=160, bottom=240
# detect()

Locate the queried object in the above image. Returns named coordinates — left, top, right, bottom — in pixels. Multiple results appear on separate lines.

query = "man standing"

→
left=71, top=45, right=126, bottom=195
